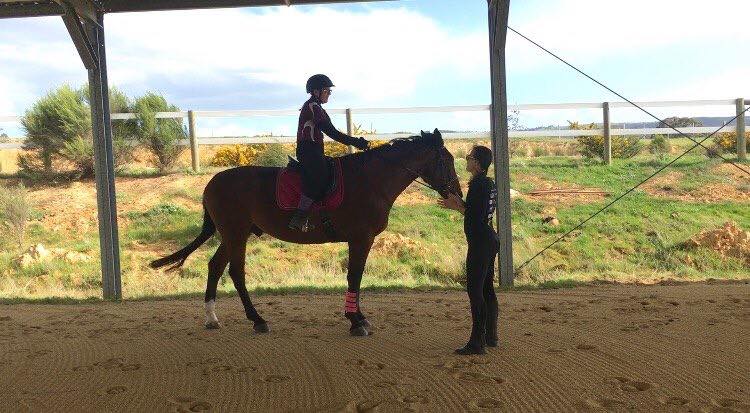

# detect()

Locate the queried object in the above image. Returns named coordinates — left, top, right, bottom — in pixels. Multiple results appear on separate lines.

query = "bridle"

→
left=369, top=142, right=459, bottom=199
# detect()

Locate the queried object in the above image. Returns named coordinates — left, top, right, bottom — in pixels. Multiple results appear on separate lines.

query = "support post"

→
left=487, top=0, right=513, bottom=286
left=85, top=13, right=121, bottom=300
left=603, top=102, right=611, bottom=165
left=188, top=110, right=200, bottom=172
left=737, top=98, right=746, bottom=161
left=345, top=108, right=354, bottom=154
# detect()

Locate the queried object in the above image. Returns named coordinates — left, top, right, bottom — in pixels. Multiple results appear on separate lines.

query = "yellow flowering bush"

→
left=324, top=140, right=388, bottom=157
left=712, top=132, right=749, bottom=154
left=211, top=145, right=259, bottom=167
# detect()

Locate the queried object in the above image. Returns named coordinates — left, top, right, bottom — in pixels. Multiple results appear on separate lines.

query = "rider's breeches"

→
left=297, top=143, right=329, bottom=203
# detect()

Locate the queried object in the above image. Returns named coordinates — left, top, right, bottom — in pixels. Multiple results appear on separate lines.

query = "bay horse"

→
left=150, top=129, right=462, bottom=336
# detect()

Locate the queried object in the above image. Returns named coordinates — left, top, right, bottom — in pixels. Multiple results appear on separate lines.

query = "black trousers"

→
left=465, top=231, right=499, bottom=345
left=297, top=143, right=329, bottom=202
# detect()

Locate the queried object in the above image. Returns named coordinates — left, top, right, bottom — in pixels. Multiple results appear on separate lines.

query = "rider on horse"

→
left=289, top=74, right=370, bottom=231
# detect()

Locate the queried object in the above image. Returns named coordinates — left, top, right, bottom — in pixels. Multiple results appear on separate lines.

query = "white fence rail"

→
left=1, top=98, right=747, bottom=166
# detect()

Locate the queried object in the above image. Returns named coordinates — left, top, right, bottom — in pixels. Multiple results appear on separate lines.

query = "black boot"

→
left=288, top=208, right=310, bottom=231
left=485, top=304, right=498, bottom=347
left=455, top=323, right=486, bottom=355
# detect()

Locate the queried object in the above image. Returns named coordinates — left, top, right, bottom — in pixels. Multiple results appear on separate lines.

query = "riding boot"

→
left=455, top=322, right=486, bottom=355
left=485, top=302, right=499, bottom=347
left=289, top=195, right=314, bottom=231
left=288, top=208, right=311, bottom=231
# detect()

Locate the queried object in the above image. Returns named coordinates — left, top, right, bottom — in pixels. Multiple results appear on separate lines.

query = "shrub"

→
left=19, top=85, right=137, bottom=178
left=211, top=145, right=259, bottom=167
left=648, top=135, right=671, bottom=159
left=61, top=136, right=95, bottom=178
left=0, top=184, right=30, bottom=248
left=255, top=143, right=288, bottom=167
left=712, top=132, right=750, bottom=154
left=133, top=93, right=186, bottom=172
left=324, top=139, right=388, bottom=157
left=324, top=142, right=351, bottom=157
left=532, top=146, right=549, bottom=157
left=20, top=85, right=90, bottom=173
left=78, top=85, right=138, bottom=170
left=571, top=121, right=643, bottom=159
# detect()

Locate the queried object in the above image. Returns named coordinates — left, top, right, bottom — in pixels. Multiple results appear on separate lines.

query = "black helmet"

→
left=306, top=74, right=334, bottom=94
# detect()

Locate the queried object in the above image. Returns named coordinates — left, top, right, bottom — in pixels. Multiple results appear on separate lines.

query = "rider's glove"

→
left=353, top=137, right=370, bottom=150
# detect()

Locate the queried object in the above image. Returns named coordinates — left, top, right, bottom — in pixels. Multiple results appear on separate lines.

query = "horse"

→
left=150, top=129, right=462, bottom=336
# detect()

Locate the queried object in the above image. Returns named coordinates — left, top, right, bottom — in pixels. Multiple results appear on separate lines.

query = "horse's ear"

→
left=420, top=130, right=426, bottom=137
left=433, top=128, right=442, bottom=138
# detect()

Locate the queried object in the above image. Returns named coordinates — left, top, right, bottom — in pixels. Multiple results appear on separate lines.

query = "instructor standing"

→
left=438, top=145, right=499, bottom=355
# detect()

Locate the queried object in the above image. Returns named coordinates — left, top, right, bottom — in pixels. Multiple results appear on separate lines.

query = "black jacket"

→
left=464, top=175, right=498, bottom=243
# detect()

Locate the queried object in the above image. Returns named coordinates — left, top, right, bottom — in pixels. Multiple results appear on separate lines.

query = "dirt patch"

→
left=685, top=221, right=750, bottom=265
left=21, top=175, right=211, bottom=233
left=371, top=231, right=428, bottom=256
left=644, top=170, right=750, bottom=203
left=0, top=283, right=747, bottom=411
left=514, top=173, right=608, bottom=205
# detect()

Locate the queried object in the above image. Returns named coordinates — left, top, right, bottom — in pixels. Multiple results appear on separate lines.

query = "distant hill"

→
left=524, top=116, right=748, bottom=131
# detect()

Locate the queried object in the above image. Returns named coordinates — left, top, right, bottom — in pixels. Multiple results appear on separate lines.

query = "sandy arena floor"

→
left=0, top=282, right=748, bottom=412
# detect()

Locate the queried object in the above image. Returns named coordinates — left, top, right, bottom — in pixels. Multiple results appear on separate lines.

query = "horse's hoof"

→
left=350, top=326, right=370, bottom=336
left=204, top=321, right=221, bottom=329
left=254, top=322, right=270, bottom=334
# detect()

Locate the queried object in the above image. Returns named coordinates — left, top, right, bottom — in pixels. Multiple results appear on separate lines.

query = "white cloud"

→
left=507, top=0, right=749, bottom=71
left=102, top=7, right=488, bottom=103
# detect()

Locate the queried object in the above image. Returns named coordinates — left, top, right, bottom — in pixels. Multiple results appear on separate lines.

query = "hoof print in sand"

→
left=330, top=400, right=381, bottom=413
left=169, top=396, right=213, bottom=412
left=711, top=398, right=750, bottom=412
left=105, top=386, right=128, bottom=395
left=576, top=344, right=597, bottom=351
left=453, top=371, right=505, bottom=384
left=468, top=397, right=504, bottom=411
left=345, top=359, right=385, bottom=370
left=201, top=365, right=232, bottom=375
left=660, top=396, right=689, bottom=406
left=611, top=377, right=653, bottom=392
left=263, top=374, right=291, bottom=383
left=576, top=397, right=628, bottom=412
left=400, top=394, right=429, bottom=406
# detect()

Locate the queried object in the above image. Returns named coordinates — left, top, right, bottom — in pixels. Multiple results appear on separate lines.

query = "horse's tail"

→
left=149, top=206, right=216, bottom=272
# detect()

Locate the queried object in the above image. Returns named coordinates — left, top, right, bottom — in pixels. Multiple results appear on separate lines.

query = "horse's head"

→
left=417, top=129, right=463, bottom=199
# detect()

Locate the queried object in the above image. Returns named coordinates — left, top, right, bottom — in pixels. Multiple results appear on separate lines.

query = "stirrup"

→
left=288, top=209, right=311, bottom=232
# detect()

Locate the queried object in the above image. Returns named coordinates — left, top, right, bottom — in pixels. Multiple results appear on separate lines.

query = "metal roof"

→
left=0, top=0, right=389, bottom=18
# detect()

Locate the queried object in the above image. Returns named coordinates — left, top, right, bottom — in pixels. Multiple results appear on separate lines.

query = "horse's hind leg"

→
left=227, top=237, right=269, bottom=333
left=204, top=242, right=229, bottom=329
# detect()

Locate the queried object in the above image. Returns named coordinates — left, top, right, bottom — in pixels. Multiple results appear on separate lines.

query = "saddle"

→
left=276, top=156, right=344, bottom=212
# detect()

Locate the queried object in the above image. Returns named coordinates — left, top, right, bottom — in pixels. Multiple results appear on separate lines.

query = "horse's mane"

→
left=345, top=132, right=443, bottom=164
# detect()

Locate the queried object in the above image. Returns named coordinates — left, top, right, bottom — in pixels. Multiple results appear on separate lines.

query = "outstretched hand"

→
left=353, top=137, right=369, bottom=150
left=437, top=193, right=464, bottom=212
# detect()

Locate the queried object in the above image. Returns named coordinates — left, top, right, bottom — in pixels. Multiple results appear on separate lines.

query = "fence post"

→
left=603, top=102, right=612, bottom=165
left=345, top=108, right=354, bottom=154
left=737, top=98, right=746, bottom=161
left=188, top=110, right=200, bottom=172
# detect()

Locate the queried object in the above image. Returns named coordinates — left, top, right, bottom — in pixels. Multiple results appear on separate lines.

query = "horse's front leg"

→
left=345, top=237, right=375, bottom=336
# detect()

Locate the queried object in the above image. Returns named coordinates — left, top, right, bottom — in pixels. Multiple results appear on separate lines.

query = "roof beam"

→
left=54, top=0, right=99, bottom=23
left=59, top=0, right=98, bottom=69
left=0, top=1, right=63, bottom=18
left=101, top=0, right=390, bottom=13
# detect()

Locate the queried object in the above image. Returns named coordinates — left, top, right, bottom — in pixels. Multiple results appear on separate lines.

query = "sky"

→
left=1, top=0, right=748, bottom=137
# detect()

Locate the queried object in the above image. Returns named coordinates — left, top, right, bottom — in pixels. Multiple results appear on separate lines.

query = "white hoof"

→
left=205, top=300, right=220, bottom=329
